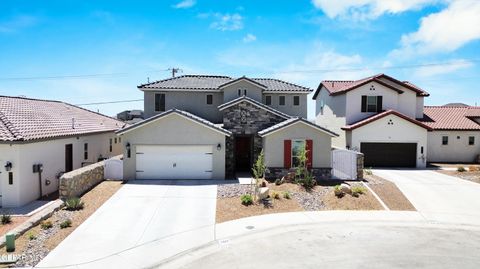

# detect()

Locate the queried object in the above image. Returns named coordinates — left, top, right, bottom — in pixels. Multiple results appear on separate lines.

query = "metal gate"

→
left=331, top=148, right=362, bottom=180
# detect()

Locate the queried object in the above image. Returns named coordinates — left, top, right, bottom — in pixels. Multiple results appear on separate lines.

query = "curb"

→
left=0, top=199, right=64, bottom=248
left=361, top=181, right=390, bottom=211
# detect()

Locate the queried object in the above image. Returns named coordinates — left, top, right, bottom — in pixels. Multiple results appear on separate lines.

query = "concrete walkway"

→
left=36, top=180, right=218, bottom=269
left=373, top=169, right=480, bottom=226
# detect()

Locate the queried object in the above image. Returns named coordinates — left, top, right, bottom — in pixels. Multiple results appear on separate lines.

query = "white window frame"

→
left=291, top=139, right=306, bottom=168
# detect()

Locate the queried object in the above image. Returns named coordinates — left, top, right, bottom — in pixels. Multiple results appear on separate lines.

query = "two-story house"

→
left=313, top=74, right=432, bottom=168
left=117, top=75, right=338, bottom=180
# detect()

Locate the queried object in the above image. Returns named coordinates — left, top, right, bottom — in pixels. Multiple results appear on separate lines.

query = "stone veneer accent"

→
left=356, top=154, right=364, bottom=180
left=222, top=101, right=287, bottom=177
left=265, top=167, right=332, bottom=181
left=59, top=155, right=122, bottom=199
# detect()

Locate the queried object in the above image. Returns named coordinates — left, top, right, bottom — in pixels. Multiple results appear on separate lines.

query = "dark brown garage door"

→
left=361, top=143, right=417, bottom=167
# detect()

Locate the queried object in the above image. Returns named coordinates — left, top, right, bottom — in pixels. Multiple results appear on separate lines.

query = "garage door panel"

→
left=136, top=145, right=213, bottom=180
left=361, top=143, right=417, bottom=168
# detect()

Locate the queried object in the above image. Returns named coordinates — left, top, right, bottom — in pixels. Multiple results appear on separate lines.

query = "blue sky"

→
left=0, top=0, right=479, bottom=118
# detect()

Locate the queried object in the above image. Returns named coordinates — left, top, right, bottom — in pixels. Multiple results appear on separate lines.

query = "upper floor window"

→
left=109, top=138, right=113, bottom=152
left=237, top=89, right=247, bottom=96
left=293, top=96, right=300, bottom=106
left=155, top=93, right=165, bottom=112
left=361, top=95, right=382, bottom=113
left=469, top=136, right=475, bottom=145
left=442, top=136, right=448, bottom=145
left=206, top=94, right=213, bottom=105
left=279, top=96, right=286, bottom=106
left=244, top=89, right=247, bottom=96
left=265, top=95, right=272, bottom=105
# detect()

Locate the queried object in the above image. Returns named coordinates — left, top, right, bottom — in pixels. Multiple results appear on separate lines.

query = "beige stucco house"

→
left=0, top=96, right=124, bottom=207
left=117, top=75, right=338, bottom=180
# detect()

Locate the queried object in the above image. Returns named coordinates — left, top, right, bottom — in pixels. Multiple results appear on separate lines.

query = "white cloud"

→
left=393, top=0, right=480, bottom=56
left=210, top=13, right=243, bottom=31
left=173, top=0, right=196, bottom=9
left=311, top=0, right=442, bottom=20
left=0, top=15, right=37, bottom=33
left=414, top=59, right=473, bottom=77
left=243, top=33, right=256, bottom=43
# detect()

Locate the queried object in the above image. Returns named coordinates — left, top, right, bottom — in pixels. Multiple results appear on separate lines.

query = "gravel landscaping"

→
left=437, top=170, right=480, bottom=184
left=216, top=179, right=383, bottom=223
left=0, top=181, right=123, bottom=267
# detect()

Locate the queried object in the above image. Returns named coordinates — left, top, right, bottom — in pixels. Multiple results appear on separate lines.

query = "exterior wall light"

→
left=126, top=143, right=131, bottom=158
left=4, top=161, right=12, bottom=171
left=217, top=143, right=222, bottom=151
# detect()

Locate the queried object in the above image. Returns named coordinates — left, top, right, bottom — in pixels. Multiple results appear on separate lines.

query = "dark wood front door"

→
left=235, top=136, right=252, bottom=172
left=65, top=144, right=73, bottom=172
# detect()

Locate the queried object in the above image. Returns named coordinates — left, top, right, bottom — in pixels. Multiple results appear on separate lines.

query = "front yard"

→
left=0, top=181, right=123, bottom=267
left=216, top=180, right=384, bottom=223
left=436, top=165, right=480, bottom=184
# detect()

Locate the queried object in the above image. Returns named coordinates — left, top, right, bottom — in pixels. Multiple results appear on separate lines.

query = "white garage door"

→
left=135, top=145, right=213, bottom=180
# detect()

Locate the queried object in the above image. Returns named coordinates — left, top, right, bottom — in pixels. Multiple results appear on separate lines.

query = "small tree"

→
left=252, top=150, right=266, bottom=201
left=295, top=144, right=316, bottom=191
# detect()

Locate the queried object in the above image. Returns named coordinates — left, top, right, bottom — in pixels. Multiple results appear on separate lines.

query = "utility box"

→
left=5, top=233, right=15, bottom=252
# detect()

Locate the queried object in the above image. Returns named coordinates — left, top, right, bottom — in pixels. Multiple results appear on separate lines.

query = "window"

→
left=238, top=89, right=242, bottom=96
left=279, top=96, right=286, bottom=106
left=291, top=140, right=306, bottom=168
left=244, top=89, right=247, bottom=96
left=84, top=143, right=88, bottom=160
left=293, top=96, right=300, bottom=106
left=118, top=137, right=121, bottom=143
left=154, top=93, right=165, bottom=112
left=361, top=95, right=382, bottom=113
left=442, top=136, right=448, bottom=145
left=109, top=138, right=113, bottom=152
left=8, top=172, right=13, bottom=185
left=265, top=95, right=272, bottom=105
left=469, top=136, right=475, bottom=145
left=206, top=94, right=213, bottom=105
left=114, top=137, right=117, bottom=144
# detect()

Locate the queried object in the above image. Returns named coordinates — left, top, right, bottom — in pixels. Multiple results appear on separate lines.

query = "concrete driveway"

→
left=37, top=180, right=218, bottom=269
left=373, top=169, right=480, bottom=226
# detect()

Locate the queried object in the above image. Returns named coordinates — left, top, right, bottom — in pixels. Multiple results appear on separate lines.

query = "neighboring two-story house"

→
left=117, top=75, right=338, bottom=180
left=313, top=74, right=432, bottom=168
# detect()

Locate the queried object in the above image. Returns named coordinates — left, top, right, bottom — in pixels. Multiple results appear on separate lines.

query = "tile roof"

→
left=258, top=117, right=338, bottom=137
left=420, top=106, right=480, bottom=130
left=342, top=110, right=433, bottom=131
left=217, top=95, right=291, bottom=119
left=313, top=73, right=430, bottom=99
left=116, top=109, right=232, bottom=136
left=138, top=75, right=312, bottom=93
left=0, top=96, right=126, bottom=142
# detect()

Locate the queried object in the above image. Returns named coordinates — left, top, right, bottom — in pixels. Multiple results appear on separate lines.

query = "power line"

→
left=75, top=99, right=144, bottom=106
left=0, top=69, right=171, bottom=81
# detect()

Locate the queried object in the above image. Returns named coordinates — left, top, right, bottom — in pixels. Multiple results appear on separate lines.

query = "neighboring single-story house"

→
left=0, top=96, right=124, bottom=207
left=421, top=106, right=480, bottom=163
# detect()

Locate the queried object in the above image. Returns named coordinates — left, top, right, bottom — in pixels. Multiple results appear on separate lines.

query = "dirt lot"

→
left=437, top=170, right=480, bottom=184
left=364, top=174, right=416, bottom=211
left=216, top=180, right=383, bottom=223
left=0, top=181, right=124, bottom=267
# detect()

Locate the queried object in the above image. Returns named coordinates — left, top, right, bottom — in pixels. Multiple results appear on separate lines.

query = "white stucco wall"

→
left=347, top=114, right=428, bottom=168
left=314, top=88, right=347, bottom=148
left=223, top=80, right=263, bottom=103
left=427, top=131, right=480, bottom=163
left=119, top=113, right=227, bottom=180
left=262, top=93, right=308, bottom=118
left=262, top=122, right=333, bottom=168
left=0, top=132, right=121, bottom=208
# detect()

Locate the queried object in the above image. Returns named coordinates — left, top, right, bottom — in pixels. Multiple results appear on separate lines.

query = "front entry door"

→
left=235, top=137, right=252, bottom=172
left=65, top=144, right=73, bottom=172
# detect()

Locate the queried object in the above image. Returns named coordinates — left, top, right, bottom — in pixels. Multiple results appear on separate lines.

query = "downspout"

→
left=38, top=170, right=43, bottom=198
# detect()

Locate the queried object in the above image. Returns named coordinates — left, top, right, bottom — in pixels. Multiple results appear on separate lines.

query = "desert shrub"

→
left=334, top=185, right=344, bottom=197
left=469, top=166, right=480, bottom=172
left=283, top=191, right=291, bottom=199
left=65, top=197, right=84, bottom=211
left=41, top=221, right=53, bottom=230
left=457, top=166, right=466, bottom=172
left=351, top=186, right=367, bottom=197
left=26, top=231, right=37, bottom=240
left=1, top=214, right=12, bottom=225
left=271, top=191, right=280, bottom=200
left=296, top=172, right=316, bottom=191
left=241, top=194, right=253, bottom=206
left=60, top=219, right=72, bottom=229
left=275, top=178, right=283, bottom=185
left=364, top=168, right=373, bottom=176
